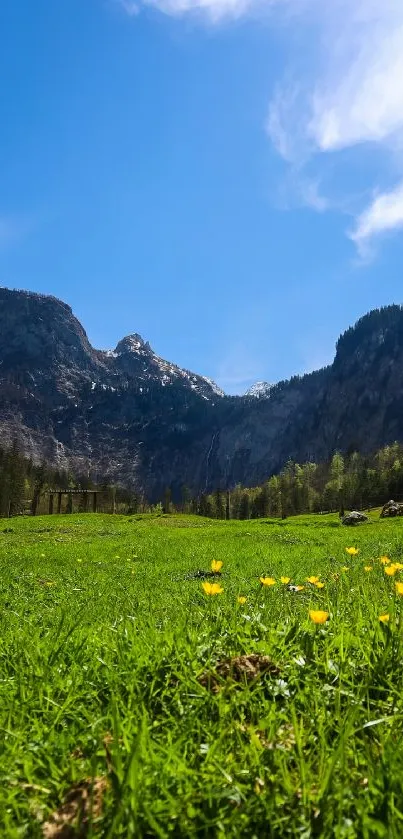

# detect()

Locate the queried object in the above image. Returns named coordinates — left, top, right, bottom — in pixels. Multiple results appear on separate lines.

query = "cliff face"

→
left=0, top=288, right=402, bottom=499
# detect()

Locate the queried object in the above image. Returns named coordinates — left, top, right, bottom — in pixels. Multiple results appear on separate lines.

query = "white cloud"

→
left=263, top=1, right=403, bottom=252
left=116, top=0, right=139, bottom=14
left=309, top=18, right=403, bottom=152
left=117, top=0, right=403, bottom=254
left=118, top=0, right=259, bottom=20
left=350, top=182, right=403, bottom=257
left=297, top=179, right=329, bottom=213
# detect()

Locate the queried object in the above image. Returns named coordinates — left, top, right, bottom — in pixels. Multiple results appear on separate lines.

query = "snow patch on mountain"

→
left=245, top=381, right=273, bottom=398
left=200, top=376, right=225, bottom=397
left=107, top=333, right=224, bottom=399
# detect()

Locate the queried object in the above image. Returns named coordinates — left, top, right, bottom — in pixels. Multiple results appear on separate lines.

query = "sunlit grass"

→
left=0, top=510, right=403, bottom=836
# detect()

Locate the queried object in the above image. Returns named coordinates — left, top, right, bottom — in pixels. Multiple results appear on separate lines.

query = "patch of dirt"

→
left=185, top=569, right=222, bottom=580
left=42, top=777, right=108, bottom=838
left=198, top=654, right=281, bottom=693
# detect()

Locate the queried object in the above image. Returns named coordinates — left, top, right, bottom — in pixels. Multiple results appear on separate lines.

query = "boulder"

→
left=342, top=511, right=369, bottom=526
left=380, top=500, right=403, bottom=518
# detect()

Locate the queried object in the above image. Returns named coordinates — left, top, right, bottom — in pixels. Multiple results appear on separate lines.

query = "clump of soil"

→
left=198, top=654, right=280, bottom=693
left=42, top=777, right=108, bottom=838
left=185, top=569, right=222, bottom=580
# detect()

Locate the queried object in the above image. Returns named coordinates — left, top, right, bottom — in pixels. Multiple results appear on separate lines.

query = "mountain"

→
left=0, top=287, right=403, bottom=499
left=245, top=381, right=273, bottom=399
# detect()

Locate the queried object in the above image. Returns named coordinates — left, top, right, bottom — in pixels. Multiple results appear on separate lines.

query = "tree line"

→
left=2, top=439, right=403, bottom=519
left=0, top=442, right=130, bottom=517
left=191, top=443, right=403, bottom=519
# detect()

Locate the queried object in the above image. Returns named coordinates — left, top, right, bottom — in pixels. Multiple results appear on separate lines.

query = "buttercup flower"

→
left=309, top=610, right=329, bottom=624
left=260, top=577, right=276, bottom=587
left=237, top=596, right=247, bottom=605
left=395, top=582, right=403, bottom=595
left=280, top=577, right=291, bottom=584
left=202, top=581, right=223, bottom=595
left=211, top=560, right=223, bottom=573
left=379, top=614, right=390, bottom=623
left=346, top=547, right=359, bottom=556
left=364, top=566, right=373, bottom=572
left=385, top=565, right=398, bottom=576
left=315, top=581, right=325, bottom=589
left=307, top=576, right=320, bottom=584
left=380, top=556, right=391, bottom=565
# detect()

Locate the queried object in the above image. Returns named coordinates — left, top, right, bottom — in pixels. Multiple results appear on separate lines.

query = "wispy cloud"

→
left=115, top=0, right=139, bottom=16
left=117, top=0, right=258, bottom=19
left=350, top=181, right=403, bottom=258
left=265, top=1, right=403, bottom=252
left=214, top=343, right=263, bottom=394
left=117, top=0, right=403, bottom=255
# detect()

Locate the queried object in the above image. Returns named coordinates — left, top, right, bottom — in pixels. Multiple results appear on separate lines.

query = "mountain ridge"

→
left=0, top=287, right=402, bottom=499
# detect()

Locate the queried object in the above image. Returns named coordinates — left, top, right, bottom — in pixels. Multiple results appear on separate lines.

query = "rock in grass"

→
left=342, top=511, right=369, bottom=526
left=380, top=500, right=403, bottom=518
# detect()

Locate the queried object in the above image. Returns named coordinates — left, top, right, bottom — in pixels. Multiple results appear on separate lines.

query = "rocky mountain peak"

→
left=245, top=381, right=273, bottom=398
left=334, top=305, right=403, bottom=371
left=113, top=334, right=150, bottom=355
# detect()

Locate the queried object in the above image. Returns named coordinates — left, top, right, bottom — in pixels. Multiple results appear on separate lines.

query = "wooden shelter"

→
left=47, top=489, right=99, bottom=515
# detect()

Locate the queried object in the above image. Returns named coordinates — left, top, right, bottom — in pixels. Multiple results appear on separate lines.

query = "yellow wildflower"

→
left=380, top=556, right=390, bottom=565
left=280, top=576, right=291, bottom=584
left=309, top=610, right=329, bottom=625
left=394, top=562, right=403, bottom=570
left=345, top=547, right=359, bottom=556
left=395, top=582, right=403, bottom=595
left=237, top=596, right=247, bottom=605
left=307, top=576, right=320, bottom=584
left=342, top=566, right=349, bottom=572
left=364, top=566, right=373, bottom=572
left=211, top=560, right=223, bottom=573
left=379, top=614, right=390, bottom=623
left=385, top=565, right=398, bottom=576
left=260, top=577, right=276, bottom=587
left=295, top=585, right=305, bottom=591
left=202, top=581, right=223, bottom=596
left=315, top=581, right=325, bottom=589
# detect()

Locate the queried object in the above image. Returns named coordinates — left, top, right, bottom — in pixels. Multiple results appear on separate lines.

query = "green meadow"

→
left=1, top=511, right=403, bottom=838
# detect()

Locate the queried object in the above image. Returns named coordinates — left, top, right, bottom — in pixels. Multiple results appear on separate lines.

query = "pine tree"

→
left=7, top=440, right=26, bottom=516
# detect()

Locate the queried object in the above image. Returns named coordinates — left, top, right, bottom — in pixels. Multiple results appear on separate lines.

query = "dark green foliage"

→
left=202, top=443, right=403, bottom=519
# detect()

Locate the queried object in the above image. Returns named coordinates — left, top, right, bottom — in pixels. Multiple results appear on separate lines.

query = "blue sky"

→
left=1, top=0, right=403, bottom=393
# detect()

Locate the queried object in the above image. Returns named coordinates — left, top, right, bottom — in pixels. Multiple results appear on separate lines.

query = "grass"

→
left=1, top=510, right=403, bottom=837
